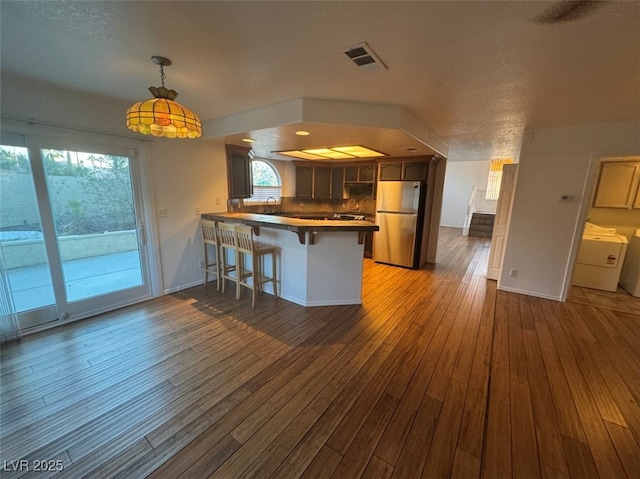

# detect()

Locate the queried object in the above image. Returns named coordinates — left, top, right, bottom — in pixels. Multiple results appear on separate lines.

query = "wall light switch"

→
left=216, top=196, right=221, bottom=205
left=195, top=207, right=201, bottom=215
left=158, top=208, right=168, bottom=218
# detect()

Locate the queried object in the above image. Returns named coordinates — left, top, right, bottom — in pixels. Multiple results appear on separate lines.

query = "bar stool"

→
left=200, top=219, right=222, bottom=291
left=235, top=224, right=278, bottom=308
left=217, top=222, right=239, bottom=295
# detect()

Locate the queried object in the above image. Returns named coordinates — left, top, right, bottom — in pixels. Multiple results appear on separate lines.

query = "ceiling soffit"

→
left=203, top=98, right=449, bottom=161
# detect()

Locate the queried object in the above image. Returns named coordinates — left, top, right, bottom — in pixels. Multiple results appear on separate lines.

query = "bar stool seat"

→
left=200, top=219, right=221, bottom=291
left=235, top=224, right=278, bottom=308
left=217, top=222, right=239, bottom=295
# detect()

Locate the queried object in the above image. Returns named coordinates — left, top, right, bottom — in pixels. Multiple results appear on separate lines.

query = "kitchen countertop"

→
left=201, top=212, right=378, bottom=245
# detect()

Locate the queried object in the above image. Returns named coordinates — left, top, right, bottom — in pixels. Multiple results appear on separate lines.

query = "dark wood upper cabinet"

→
left=344, top=166, right=358, bottom=182
left=379, top=162, right=402, bottom=181
left=403, top=162, right=429, bottom=181
left=314, top=167, right=332, bottom=199
left=331, top=167, right=345, bottom=199
left=379, top=159, right=430, bottom=181
left=358, top=165, right=375, bottom=182
left=295, top=164, right=335, bottom=198
left=344, top=164, right=375, bottom=183
left=226, top=145, right=252, bottom=199
left=295, top=165, right=314, bottom=198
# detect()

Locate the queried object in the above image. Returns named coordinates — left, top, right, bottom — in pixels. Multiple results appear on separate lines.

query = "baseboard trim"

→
left=497, top=285, right=563, bottom=302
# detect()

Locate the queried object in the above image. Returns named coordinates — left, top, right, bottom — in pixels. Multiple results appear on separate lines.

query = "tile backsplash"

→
left=231, top=192, right=375, bottom=218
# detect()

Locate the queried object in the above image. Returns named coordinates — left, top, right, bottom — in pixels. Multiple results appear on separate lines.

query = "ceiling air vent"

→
left=342, top=42, right=387, bottom=71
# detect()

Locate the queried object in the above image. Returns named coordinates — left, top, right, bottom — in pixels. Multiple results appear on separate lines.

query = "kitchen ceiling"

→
left=1, top=1, right=638, bottom=162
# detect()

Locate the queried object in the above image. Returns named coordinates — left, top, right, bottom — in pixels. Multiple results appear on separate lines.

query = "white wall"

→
left=500, top=121, right=640, bottom=300
left=148, top=139, right=228, bottom=292
left=441, top=159, right=495, bottom=227
left=1, top=73, right=229, bottom=294
left=1, top=72, right=131, bottom=137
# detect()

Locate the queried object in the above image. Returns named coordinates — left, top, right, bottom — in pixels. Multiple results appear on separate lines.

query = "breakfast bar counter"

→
left=201, top=212, right=379, bottom=307
left=201, top=212, right=378, bottom=245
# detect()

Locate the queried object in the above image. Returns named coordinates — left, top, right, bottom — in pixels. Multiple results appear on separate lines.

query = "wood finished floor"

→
left=1, top=227, right=639, bottom=478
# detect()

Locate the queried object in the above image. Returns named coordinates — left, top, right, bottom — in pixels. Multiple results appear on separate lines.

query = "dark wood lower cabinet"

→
left=363, top=231, right=373, bottom=257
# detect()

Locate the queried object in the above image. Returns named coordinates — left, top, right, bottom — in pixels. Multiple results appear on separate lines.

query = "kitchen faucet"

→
left=264, top=196, right=279, bottom=214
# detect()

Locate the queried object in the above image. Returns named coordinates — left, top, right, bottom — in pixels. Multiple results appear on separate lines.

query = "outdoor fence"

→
left=0, top=230, right=138, bottom=269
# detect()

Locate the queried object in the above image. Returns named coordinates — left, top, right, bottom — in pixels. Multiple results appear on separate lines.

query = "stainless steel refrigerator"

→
left=373, top=181, right=426, bottom=268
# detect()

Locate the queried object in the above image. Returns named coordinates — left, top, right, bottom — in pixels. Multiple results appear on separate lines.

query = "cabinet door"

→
left=314, top=167, right=332, bottom=199
left=402, top=162, right=428, bottom=181
left=226, top=145, right=252, bottom=199
left=593, top=162, right=639, bottom=208
left=296, top=166, right=313, bottom=198
left=359, top=165, right=375, bottom=182
left=344, top=166, right=358, bottom=182
left=379, top=162, right=402, bottom=181
left=634, top=180, right=640, bottom=209
left=331, top=167, right=345, bottom=199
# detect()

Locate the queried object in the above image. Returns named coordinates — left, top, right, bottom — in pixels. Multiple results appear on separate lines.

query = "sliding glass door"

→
left=0, top=135, right=152, bottom=330
left=0, top=144, right=58, bottom=327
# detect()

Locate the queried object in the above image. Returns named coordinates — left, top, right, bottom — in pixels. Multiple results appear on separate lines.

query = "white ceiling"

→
left=1, top=1, right=639, bottom=162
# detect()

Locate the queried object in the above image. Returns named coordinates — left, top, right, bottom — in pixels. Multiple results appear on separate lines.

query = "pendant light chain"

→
left=159, top=65, right=166, bottom=88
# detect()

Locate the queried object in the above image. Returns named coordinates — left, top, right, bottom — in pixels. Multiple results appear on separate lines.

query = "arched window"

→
left=250, top=159, right=281, bottom=202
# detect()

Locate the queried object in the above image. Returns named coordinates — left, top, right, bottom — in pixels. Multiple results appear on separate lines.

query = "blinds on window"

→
left=250, top=186, right=281, bottom=201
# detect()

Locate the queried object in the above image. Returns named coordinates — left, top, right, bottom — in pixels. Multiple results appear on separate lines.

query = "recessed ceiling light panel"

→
left=278, top=150, right=325, bottom=160
left=302, top=148, right=354, bottom=159
left=332, top=145, right=386, bottom=157
left=274, top=145, right=387, bottom=160
left=295, top=130, right=311, bottom=136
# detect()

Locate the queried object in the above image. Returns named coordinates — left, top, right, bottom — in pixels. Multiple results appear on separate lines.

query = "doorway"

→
left=0, top=135, right=152, bottom=331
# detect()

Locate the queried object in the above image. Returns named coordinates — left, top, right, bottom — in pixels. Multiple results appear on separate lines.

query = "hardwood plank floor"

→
left=2, top=227, right=640, bottom=478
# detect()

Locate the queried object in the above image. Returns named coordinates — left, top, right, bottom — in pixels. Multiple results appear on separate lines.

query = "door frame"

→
left=1, top=120, right=162, bottom=333
left=487, top=163, right=518, bottom=282
left=560, top=154, right=640, bottom=302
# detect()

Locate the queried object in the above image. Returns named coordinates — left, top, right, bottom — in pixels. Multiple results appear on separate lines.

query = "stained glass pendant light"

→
left=126, top=56, right=202, bottom=139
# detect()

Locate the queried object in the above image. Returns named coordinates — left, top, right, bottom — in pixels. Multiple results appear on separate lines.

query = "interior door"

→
left=487, top=164, right=518, bottom=280
left=0, top=136, right=152, bottom=330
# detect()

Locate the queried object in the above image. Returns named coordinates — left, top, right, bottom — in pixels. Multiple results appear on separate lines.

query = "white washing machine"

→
left=620, top=228, right=640, bottom=297
left=572, top=229, right=628, bottom=292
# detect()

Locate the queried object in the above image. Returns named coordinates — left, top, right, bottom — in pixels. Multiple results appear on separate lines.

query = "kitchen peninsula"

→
left=201, top=212, right=378, bottom=307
